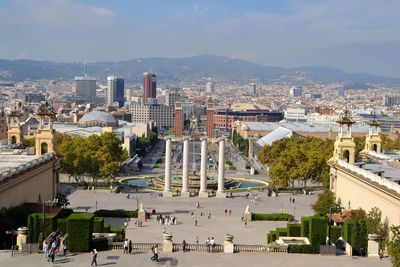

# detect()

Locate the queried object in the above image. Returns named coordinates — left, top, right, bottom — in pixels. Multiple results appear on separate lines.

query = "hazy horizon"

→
left=1, top=0, right=399, bottom=78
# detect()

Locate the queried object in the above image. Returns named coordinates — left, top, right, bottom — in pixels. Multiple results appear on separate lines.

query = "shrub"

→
left=91, top=238, right=109, bottom=251
left=301, top=217, right=310, bottom=237
left=94, top=209, right=138, bottom=218
left=110, top=227, right=125, bottom=241
left=93, top=217, right=104, bottom=233
left=270, top=231, right=277, bottom=242
left=276, top=227, right=288, bottom=239
left=288, top=244, right=317, bottom=254
left=251, top=213, right=294, bottom=221
left=0, top=204, right=29, bottom=249
left=104, top=224, right=111, bottom=233
left=327, top=225, right=341, bottom=244
left=57, top=209, right=74, bottom=219
left=28, top=213, right=57, bottom=242
left=288, top=223, right=301, bottom=237
left=67, top=213, right=94, bottom=252
left=351, top=220, right=367, bottom=256
left=343, top=221, right=353, bottom=243
left=152, top=164, right=159, bottom=168
left=57, top=218, right=68, bottom=235
left=267, top=233, right=271, bottom=244
left=156, top=158, right=163, bottom=164
left=308, top=216, right=328, bottom=252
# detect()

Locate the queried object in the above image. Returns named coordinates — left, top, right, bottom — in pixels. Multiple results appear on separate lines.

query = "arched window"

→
left=11, top=136, right=16, bottom=144
left=41, top=142, right=48, bottom=154
left=373, top=144, right=378, bottom=152
left=344, top=150, right=350, bottom=162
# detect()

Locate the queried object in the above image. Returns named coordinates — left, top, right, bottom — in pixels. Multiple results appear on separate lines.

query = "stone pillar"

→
left=243, top=205, right=252, bottom=222
left=199, top=137, right=209, bottom=198
left=163, top=233, right=173, bottom=253
left=248, top=138, right=253, bottom=159
left=224, top=234, right=234, bottom=253
left=17, top=227, right=28, bottom=252
left=367, top=235, right=380, bottom=258
left=216, top=137, right=226, bottom=198
left=163, top=137, right=173, bottom=197
left=181, top=137, right=190, bottom=197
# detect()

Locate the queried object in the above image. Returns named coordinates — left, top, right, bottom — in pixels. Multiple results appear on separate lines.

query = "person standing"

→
left=182, top=240, right=187, bottom=252
left=128, top=240, right=132, bottom=255
left=63, top=243, right=67, bottom=256
left=195, top=219, right=198, bottom=226
left=123, top=239, right=128, bottom=254
left=206, top=238, right=210, bottom=253
left=44, top=241, right=49, bottom=259
left=195, top=235, right=199, bottom=249
left=210, top=237, right=215, bottom=253
left=90, top=249, right=98, bottom=266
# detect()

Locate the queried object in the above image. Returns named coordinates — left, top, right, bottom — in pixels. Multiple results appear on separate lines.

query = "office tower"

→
left=206, top=81, right=214, bottom=93
left=106, top=75, right=125, bottom=107
left=143, top=72, right=157, bottom=104
left=165, top=89, right=179, bottom=107
left=337, top=86, right=345, bottom=97
left=290, top=86, right=302, bottom=97
left=250, top=83, right=256, bottom=95
left=384, top=95, right=400, bottom=107
left=74, top=76, right=96, bottom=99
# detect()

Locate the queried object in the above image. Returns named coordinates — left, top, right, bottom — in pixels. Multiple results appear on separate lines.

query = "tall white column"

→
left=216, top=137, right=226, bottom=198
left=181, top=137, right=190, bottom=197
left=163, top=137, right=173, bottom=197
left=199, top=137, right=209, bottom=198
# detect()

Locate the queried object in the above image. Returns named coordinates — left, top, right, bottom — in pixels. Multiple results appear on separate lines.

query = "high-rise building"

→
left=206, top=81, right=214, bottom=93
left=106, top=75, right=125, bottom=107
left=290, top=86, right=302, bottom=97
left=384, top=95, right=400, bottom=107
left=129, top=104, right=174, bottom=129
left=143, top=72, right=157, bottom=104
left=174, top=102, right=183, bottom=139
left=206, top=98, right=215, bottom=139
left=165, top=89, right=179, bottom=107
left=250, top=83, right=256, bottom=95
left=74, top=76, right=96, bottom=99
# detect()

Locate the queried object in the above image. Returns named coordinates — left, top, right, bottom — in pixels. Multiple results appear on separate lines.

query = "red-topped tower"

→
left=143, top=72, right=157, bottom=104
left=206, top=98, right=215, bottom=139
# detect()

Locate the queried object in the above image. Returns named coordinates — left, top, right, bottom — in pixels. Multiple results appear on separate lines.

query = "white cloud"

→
left=90, top=7, right=116, bottom=17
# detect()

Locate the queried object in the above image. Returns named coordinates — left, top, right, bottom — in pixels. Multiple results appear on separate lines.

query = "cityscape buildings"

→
left=143, top=72, right=156, bottom=104
left=106, top=75, right=124, bottom=107
left=74, top=76, right=96, bottom=100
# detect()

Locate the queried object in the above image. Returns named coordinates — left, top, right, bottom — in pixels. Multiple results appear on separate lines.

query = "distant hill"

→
left=0, top=55, right=399, bottom=85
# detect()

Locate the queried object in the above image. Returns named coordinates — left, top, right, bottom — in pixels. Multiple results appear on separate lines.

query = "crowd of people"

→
left=157, top=214, right=178, bottom=225
left=43, top=229, right=66, bottom=264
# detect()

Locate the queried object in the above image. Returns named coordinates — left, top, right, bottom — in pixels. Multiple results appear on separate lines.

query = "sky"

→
left=0, top=0, right=399, bottom=77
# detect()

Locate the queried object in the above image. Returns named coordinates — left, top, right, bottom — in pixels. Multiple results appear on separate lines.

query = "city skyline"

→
left=0, top=0, right=399, bottom=77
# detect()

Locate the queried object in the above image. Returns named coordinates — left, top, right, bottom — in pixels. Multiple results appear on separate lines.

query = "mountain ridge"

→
left=0, top=55, right=399, bottom=85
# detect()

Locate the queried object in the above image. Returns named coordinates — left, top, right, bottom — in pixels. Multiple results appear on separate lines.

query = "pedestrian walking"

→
left=128, top=240, right=132, bottom=254
left=63, top=243, right=67, bottom=256
left=151, top=244, right=158, bottom=261
left=123, top=239, right=128, bottom=254
left=225, top=209, right=227, bottom=215
left=182, top=240, right=187, bottom=252
left=206, top=237, right=210, bottom=253
left=289, top=197, right=292, bottom=203
left=208, top=212, right=211, bottom=219
left=90, top=249, right=98, bottom=266
left=293, top=198, right=295, bottom=203
left=245, top=221, right=247, bottom=229
left=196, top=235, right=199, bottom=249
left=195, top=219, right=198, bottom=226
left=229, top=210, right=232, bottom=215
left=210, top=237, right=215, bottom=253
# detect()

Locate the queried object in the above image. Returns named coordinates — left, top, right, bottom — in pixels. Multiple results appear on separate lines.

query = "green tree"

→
left=136, top=137, right=151, bottom=156
left=351, top=208, right=367, bottom=221
left=381, top=134, right=400, bottom=151
left=389, top=225, right=400, bottom=267
left=311, top=189, right=336, bottom=216
left=353, top=136, right=366, bottom=160
left=24, top=137, right=35, bottom=147
left=366, top=207, right=382, bottom=234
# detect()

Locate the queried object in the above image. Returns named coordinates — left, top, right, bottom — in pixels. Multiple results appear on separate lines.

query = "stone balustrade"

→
left=234, top=244, right=288, bottom=253
left=109, top=242, right=163, bottom=251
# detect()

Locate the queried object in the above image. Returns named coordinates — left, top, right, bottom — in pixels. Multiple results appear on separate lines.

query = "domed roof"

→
left=79, top=111, right=117, bottom=123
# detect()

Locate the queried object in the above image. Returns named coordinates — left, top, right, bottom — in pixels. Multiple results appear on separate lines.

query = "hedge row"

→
left=301, top=217, right=310, bottom=238
left=288, top=244, right=318, bottom=254
left=104, top=224, right=111, bottom=233
left=328, top=225, right=341, bottom=244
left=94, top=209, right=138, bottom=218
left=93, top=217, right=104, bottom=233
left=91, top=238, right=109, bottom=251
left=288, top=223, right=301, bottom=237
left=110, top=227, right=125, bottom=241
left=57, top=218, right=68, bottom=235
left=67, top=213, right=94, bottom=252
left=252, top=213, right=294, bottom=221
left=276, top=227, right=288, bottom=239
left=308, top=216, right=328, bottom=252
left=27, top=213, right=57, bottom=243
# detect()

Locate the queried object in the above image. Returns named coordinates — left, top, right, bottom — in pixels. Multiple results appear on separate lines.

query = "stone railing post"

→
left=163, top=233, right=173, bottom=253
left=17, top=227, right=28, bottom=252
left=224, top=234, right=234, bottom=253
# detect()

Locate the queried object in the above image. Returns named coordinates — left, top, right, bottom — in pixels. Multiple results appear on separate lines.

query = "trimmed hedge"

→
left=251, top=213, right=294, bottom=221
left=288, top=244, right=317, bottom=254
left=343, top=220, right=353, bottom=243
left=57, top=218, right=68, bottom=235
left=276, top=227, right=288, bottom=239
left=94, top=209, right=138, bottom=218
left=351, top=220, right=367, bottom=256
left=270, top=231, right=277, bottom=242
left=301, top=217, right=310, bottom=237
left=327, top=225, right=341, bottom=244
left=104, top=224, right=111, bottom=233
left=308, top=216, right=328, bottom=252
left=110, top=227, right=125, bottom=241
left=91, top=238, right=109, bottom=251
left=27, top=213, right=57, bottom=243
left=67, top=213, right=94, bottom=252
left=267, top=233, right=271, bottom=244
left=93, top=217, right=104, bottom=233
left=288, top=223, right=301, bottom=237
left=57, top=209, right=73, bottom=219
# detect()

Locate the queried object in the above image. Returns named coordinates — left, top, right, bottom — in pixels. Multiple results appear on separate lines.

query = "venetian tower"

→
left=7, top=110, right=24, bottom=145
left=363, top=117, right=382, bottom=153
left=35, top=104, right=57, bottom=155
left=332, top=112, right=356, bottom=163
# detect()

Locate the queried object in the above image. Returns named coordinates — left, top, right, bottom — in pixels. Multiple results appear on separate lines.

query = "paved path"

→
left=0, top=250, right=391, bottom=267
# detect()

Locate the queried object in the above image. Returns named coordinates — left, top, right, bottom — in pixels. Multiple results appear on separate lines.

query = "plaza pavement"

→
left=0, top=249, right=391, bottom=267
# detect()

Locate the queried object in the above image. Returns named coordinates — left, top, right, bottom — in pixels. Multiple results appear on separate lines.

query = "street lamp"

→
left=42, top=199, right=56, bottom=244
left=328, top=205, right=343, bottom=245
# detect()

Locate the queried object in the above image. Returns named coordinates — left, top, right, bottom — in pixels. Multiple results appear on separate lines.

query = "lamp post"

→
left=42, top=200, right=56, bottom=244
left=328, top=205, right=343, bottom=245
